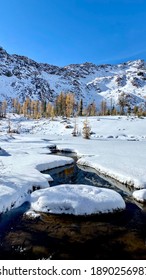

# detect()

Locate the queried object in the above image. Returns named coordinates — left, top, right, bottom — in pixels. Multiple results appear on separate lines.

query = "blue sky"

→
left=0, top=0, right=146, bottom=66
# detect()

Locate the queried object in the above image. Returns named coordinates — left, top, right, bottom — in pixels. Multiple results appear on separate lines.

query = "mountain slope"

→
left=0, top=46, right=146, bottom=108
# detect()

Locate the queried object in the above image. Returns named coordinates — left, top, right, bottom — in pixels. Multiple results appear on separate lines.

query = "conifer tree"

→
left=17, top=102, right=21, bottom=115
left=46, top=102, right=52, bottom=118
left=65, top=93, right=75, bottom=117
left=12, top=98, right=17, bottom=113
left=22, top=100, right=27, bottom=117
left=133, top=105, right=139, bottom=116
left=55, top=92, right=66, bottom=116
left=40, top=100, right=47, bottom=117
left=2, top=100, right=7, bottom=117
left=51, top=106, right=55, bottom=120
left=78, top=98, right=83, bottom=116
left=86, top=102, right=97, bottom=116
left=30, top=100, right=35, bottom=117
left=100, top=100, right=107, bottom=115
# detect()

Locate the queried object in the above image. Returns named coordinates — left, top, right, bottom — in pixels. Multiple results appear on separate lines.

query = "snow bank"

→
left=133, top=189, right=146, bottom=203
left=49, top=116, right=146, bottom=190
left=77, top=154, right=146, bottom=189
left=0, top=151, right=73, bottom=213
left=30, top=184, right=126, bottom=215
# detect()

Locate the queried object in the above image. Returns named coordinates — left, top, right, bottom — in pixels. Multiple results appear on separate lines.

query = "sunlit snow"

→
left=0, top=114, right=146, bottom=214
left=133, top=189, right=146, bottom=203
left=30, top=184, right=126, bottom=215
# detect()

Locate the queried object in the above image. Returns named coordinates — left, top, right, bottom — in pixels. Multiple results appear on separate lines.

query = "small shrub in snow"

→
left=72, top=118, right=79, bottom=136
left=82, top=118, right=91, bottom=139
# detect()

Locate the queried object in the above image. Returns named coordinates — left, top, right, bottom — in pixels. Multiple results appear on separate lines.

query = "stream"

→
left=0, top=153, right=146, bottom=260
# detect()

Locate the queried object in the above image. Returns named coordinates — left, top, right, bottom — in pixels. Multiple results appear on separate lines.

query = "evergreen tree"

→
left=78, top=98, right=83, bottom=116
left=41, top=100, right=47, bottom=117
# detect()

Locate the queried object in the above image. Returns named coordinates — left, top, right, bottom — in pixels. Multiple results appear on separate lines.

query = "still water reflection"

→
left=0, top=159, right=146, bottom=260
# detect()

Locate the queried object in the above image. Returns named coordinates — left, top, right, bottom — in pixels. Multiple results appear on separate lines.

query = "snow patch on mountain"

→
left=0, top=47, right=146, bottom=108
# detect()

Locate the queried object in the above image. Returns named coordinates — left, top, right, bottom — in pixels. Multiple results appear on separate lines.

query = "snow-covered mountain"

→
left=0, top=46, right=146, bottom=108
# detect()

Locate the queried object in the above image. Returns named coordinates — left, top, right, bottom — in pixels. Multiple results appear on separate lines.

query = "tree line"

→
left=1, top=93, right=89, bottom=118
left=1, top=92, right=146, bottom=118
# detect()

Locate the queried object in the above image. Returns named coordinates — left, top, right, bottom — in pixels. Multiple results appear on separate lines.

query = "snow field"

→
left=0, top=115, right=146, bottom=214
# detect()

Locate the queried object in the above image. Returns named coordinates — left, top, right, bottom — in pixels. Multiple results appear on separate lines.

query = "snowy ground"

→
left=0, top=114, right=146, bottom=215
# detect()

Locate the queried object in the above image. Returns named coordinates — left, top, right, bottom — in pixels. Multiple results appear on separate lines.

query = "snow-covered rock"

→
left=30, top=184, right=126, bottom=215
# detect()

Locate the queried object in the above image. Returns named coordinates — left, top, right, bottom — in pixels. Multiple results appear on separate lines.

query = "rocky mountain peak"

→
left=0, top=47, right=146, bottom=109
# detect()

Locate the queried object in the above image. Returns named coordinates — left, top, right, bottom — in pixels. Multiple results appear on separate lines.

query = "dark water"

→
left=0, top=155, right=146, bottom=260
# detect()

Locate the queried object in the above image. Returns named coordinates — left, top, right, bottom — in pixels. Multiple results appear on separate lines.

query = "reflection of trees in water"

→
left=64, top=166, right=74, bottom=176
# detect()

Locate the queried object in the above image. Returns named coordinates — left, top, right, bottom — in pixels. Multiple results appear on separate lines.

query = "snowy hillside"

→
left=0, top=46, right=146, bottom=108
